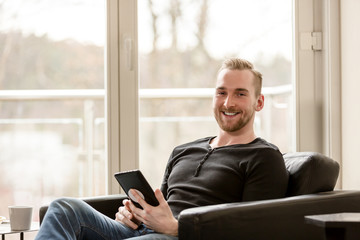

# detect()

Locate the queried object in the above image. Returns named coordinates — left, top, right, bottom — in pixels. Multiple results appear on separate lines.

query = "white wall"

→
left=341, top=0, right=360, bottom=189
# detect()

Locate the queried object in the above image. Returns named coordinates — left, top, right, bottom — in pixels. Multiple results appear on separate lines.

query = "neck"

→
left=210, top=128, right=257, bottom=148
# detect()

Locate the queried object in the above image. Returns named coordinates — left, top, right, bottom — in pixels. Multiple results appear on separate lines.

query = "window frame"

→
left=106, top=0, right=139, bottom=194
left=107, top=0, right=343, bottom=192
left=294, top=0, right=341, bottom=185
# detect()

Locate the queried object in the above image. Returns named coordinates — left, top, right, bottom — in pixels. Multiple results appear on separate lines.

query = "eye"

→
left=216, top=91, right=226, bottom=96
left=236, top=91, right=247, bottom=97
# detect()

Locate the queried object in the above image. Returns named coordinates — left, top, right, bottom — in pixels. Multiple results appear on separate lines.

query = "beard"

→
left=214, top=107, right=255, bottom=132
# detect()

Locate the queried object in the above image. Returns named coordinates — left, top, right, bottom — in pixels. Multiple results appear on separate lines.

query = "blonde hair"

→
left=218, top=58, right=263, bottom=96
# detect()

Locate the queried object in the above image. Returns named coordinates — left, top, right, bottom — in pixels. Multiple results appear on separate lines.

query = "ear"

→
left=255, top=94, right=264, bottom=111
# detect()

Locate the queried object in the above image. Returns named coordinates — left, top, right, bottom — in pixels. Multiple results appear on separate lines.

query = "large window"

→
left=0, top=0, right=107, bottom=230
left=0, top=0, right=331, bottom=237
left=138, top=0, right=294, bottom=188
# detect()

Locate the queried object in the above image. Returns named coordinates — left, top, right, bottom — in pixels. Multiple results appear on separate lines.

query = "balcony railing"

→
left=0, top=85, right=292, bottom=130
left=0, top=85, right=293, bottom=196
left=0, top=85, right=293, bottom=141
left=0, top=85, right=292, bottom=100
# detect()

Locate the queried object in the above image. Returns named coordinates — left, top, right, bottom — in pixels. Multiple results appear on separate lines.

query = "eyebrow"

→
left=216, top=87, right=249, bottom=92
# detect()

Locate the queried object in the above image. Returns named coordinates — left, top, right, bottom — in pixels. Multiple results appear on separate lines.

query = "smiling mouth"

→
left=223, top=111, right=239, bottom=116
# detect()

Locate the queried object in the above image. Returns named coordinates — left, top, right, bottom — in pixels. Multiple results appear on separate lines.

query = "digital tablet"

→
left=114, top=170, right=159, bottom=209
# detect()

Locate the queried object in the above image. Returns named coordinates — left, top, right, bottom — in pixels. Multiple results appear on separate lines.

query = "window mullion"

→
left=106, top=0, right=138, bottom=195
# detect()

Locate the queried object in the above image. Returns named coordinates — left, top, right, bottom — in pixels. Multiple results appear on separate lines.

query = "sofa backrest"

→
left=283, top=152, right=340, bottom=196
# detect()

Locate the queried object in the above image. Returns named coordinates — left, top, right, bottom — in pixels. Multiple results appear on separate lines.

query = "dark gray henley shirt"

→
left=160, top=137, right=289, bottom=218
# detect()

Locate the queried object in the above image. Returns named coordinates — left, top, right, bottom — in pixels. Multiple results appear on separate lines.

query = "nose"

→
left=224, top=95, right=235, bottom=108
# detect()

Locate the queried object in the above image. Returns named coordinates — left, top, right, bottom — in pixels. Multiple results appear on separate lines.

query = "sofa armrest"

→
left=39, top=194, right=128, bottom=224
left=178, top=190, right=360, bottom=240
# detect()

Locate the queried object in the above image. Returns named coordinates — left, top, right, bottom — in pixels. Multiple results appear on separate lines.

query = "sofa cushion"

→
left=284, top=152, right=340, bottom=196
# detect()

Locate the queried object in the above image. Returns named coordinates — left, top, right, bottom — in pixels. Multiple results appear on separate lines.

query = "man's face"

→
left=212, top=69, right=264, bottom=133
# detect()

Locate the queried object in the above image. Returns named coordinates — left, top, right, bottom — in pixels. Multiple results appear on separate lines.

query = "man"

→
left=35, top=58, right=288, bottom=240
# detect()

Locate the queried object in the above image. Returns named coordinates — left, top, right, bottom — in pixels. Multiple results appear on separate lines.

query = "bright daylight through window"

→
left=138, top=0, right=293, bottom=188
left=0, top=0, right=106, bottom=232
left=0, top=0, right=293, bottom=238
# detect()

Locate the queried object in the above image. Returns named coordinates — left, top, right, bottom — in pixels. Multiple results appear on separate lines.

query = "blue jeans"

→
left=35, top=198, right=178, bottom=240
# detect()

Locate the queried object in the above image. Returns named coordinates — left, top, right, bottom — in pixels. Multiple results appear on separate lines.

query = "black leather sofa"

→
left=39, top=152, right=360, bottom=240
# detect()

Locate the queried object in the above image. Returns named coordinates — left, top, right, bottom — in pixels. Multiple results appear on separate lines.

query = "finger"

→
left=126, top=198, right=138, bottom=211
left=154, top=189, right=166, bottom=205
left=115, top=212, right=139, bottom=229
left=122, top=199, right=130, bottom=206
left=123, top=199, right=132, bottom=211
left=117, top=206, right=132, bottom=220
left=115, top=207, right=140, bottom=230
left=130, top=189, right=150, bottom=210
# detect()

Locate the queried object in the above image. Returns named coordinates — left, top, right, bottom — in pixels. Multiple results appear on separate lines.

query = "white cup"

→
left=8, top=206, right=33, bottom=231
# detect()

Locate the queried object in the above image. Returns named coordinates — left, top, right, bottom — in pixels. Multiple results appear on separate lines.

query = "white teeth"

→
left=224, top=112, right=237, bottom=116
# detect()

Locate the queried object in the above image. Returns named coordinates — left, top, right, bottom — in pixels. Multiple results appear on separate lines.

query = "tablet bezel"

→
left=114, top=169, right=159, bottom=209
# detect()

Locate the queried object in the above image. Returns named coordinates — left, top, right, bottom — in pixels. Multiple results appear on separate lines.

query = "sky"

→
left=137, top=0, right=292, bottom=61
left=0, top=0, right=106, bottom=46
left=0, top=0, right=292, bottom=61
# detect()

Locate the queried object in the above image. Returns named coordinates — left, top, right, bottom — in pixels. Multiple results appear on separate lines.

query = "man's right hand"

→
left=115, top=199, right=142, bottom=229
